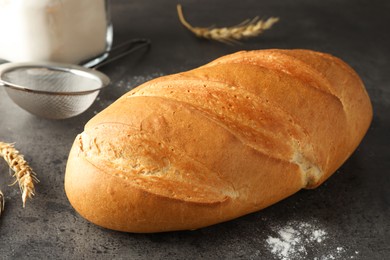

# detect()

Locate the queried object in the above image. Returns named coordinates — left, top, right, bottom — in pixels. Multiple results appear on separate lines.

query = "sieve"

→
left=0, top=38, right=151, bottom=119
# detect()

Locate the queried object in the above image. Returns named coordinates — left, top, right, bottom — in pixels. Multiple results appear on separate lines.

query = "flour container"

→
left=0, top=0, right=112, bottom=67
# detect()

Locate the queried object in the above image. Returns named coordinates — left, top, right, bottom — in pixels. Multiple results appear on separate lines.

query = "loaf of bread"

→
left=65, top=49, right=372, bottom=233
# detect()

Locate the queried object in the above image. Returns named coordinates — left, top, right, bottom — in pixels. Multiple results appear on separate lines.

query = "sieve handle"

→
left=86, top=38, right=151, bottom=70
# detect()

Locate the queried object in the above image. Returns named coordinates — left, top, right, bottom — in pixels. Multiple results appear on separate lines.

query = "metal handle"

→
left=83, top=38, right=151, bottom=70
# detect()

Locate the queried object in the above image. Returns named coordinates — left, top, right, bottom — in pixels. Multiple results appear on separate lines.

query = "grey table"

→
left=0, top=0, right=389, bottom=259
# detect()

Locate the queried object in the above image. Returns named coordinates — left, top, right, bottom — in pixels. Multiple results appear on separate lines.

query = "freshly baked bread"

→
left=65, top=49, right=372, bottom=233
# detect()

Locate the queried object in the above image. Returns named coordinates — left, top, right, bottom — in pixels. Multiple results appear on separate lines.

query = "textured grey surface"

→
left=0, top=0, right=389, bottom=259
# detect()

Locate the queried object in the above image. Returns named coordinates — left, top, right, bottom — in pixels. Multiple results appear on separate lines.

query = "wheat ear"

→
left=177, top=4, right=279, bottom=44
left=0, top=141, right=39, bottom=208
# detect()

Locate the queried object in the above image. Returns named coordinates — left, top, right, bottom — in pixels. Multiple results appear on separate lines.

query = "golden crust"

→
left=65, top=49, right=372, bottom=232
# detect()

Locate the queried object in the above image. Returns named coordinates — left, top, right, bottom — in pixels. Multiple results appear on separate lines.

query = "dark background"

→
left=0, top=0, right=389, bottom=259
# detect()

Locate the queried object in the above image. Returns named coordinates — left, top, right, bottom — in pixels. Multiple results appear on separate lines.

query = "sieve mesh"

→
left=0, top=63, right=109, bottom=119
left=5, top=87, right=100, bottom=119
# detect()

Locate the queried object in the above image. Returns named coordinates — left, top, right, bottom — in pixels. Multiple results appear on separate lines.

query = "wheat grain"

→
left=177, top=4, right=279, bottom=44
left=0, top=141, right=38, bottom=207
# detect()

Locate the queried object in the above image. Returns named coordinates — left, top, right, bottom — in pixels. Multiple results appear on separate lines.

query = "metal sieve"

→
left=0, top=38, right=150, bottom=119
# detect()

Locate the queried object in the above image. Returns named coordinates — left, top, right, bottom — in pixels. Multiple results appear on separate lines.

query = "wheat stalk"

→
left=0, top=141, right=39, bottom=209
left=177, top=4, right=279, bottom=44
left=0, top=190, right=4, bottom=216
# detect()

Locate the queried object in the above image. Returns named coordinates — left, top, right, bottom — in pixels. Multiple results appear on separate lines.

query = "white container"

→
left=0, top=0, right=112, bottom=66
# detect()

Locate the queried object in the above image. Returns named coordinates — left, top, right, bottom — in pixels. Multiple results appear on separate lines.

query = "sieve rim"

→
left=0, top=61, right=110, bottom=96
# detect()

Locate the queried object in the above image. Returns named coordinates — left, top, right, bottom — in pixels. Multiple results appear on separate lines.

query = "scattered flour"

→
left=117, top=72, right=165, bottom=90
left=266, top=221, right=359, bottom=260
